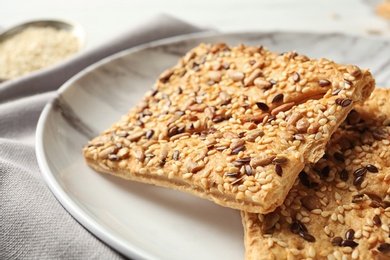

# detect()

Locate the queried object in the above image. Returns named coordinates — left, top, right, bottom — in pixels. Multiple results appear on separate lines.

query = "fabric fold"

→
left=0, top=14, right=206, bottom=260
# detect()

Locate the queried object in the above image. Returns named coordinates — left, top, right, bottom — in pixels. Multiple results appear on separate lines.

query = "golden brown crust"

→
left=83, top=43, right=375, bottom=214
left=242, top=88, right=390, bottom=259
left=354, top=88, right=390, bottom=126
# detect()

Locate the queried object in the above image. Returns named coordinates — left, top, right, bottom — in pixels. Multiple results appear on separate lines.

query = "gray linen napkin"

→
left=0, top=14, right=205, bottom=259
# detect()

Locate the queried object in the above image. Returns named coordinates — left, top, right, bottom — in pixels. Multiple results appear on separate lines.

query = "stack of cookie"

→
left=83, top=43, right=390, bottom=259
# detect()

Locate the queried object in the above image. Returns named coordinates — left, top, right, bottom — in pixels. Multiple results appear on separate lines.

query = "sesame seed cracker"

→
left=83, top=43, right=375, bottom=214
left=242, top=88, right=390, bottom=259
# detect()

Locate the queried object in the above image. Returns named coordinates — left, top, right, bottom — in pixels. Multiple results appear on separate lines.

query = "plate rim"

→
left=35, top=30, right=388, bottom=259
left=35, top=30, right=222, bottom=260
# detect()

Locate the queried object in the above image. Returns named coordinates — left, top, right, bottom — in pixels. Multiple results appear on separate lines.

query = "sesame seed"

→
left=381, top=224, right=390, bottom=232
left=351, top=250, right=359, bottom=259
left=290, top=248, right=300, bottom=256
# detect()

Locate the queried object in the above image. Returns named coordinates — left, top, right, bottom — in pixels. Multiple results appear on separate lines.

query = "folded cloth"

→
left=0, top=14, right=206, bottom=259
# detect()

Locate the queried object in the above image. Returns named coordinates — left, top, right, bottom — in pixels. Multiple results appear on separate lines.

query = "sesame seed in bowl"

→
left=0, top=19, right=85, bottom=81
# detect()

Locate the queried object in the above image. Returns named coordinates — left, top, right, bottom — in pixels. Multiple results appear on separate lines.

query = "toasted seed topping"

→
left=159, top=69, right=174, bottom=82
left=208, top=70, right=222, bottom=82
left=117, top=132, right=128, bottom=137
left=172, top=150, right=179, bottom=160
left=347, top=65, right=361, bottom=77
left=372, top=129, right=389, bottom=140
left=245, top=129, right=264, bottom=142
left=301, top=196, right=322, bottom=210
left=219, top=91, right=232, bottom=105
left=271, top=102, right=295, bottom=116
left=256, top=102, right=269, bottom=111
left=352, top=194, right=365, bottom=203
left=347, top=110, right=361, bottom=125
left=353, top=175, right=365, bottom=186
left=132, top=147, right=145, bottom=163
left=318, top=79, right=331, bottom=87
left=251, top=155, right=275, bottom=168
left=262, top=212, right=280, bottom=233
left=292, top=72, right=300, bottom=82
left=272, top=157, right=287, bottom=165
left=345, top=229, right=355, bottom=240
left=230, top=139, right=245, bottom=150
left=296, top=118, right=310, bottom=133
left=339, top=169, right=349, bottom=181
left=353, top=167, right=367, bottom=177
left=287, top=111, right=303, bottom=127
left=344, top=78, right=353, bottom=86
left=236, top=157, right=252, bottom=163
left=274, top=164, right=283, bottom=176
left=231, top=145, right=246, bottom=155
left=245, top=69, right=263, bottom=87
left=186, top=160, right=203, bottom=173
left=150, top=88, right=158, bottom=96
left=378, top=243, right=390, bottom=253
left=299, top=171, right=311, bottom=188
left=168, top=126, right=179, bottom=137
left=299, top=231, right=316, bottom=242
left=341, top=240, right=358, bottom=248
left=271, top=93, right=284, bottom=103
left=333, top=152, right=345, bottom=162
left=108, top=154, right=118, bottom=161
left=145, top=153, right=155, bottom=158
left=331, top=237, right=343, bottom=246
left=99, top=146, right=117, bottom=159
left=225, top=171, right=241, bottom=177
left=212, top=115, right=228, bottom=123
left=336, top=98, right=353, bottom=107
left=366, top=164, right=379, bottom=173
left=245, top=164, right=254, bottom=176
left=320, top=166, right=330, bottom=179
left=127, top=131, right=145, bottom=142
left=175, top=110, right=185, bottom=116
left=373, top=215, right=382, bottom=226
left=145, top=129, right=155, bottom=139
left=297, top=221, right=309, bottom=234
left=254, top=77, right=272, bottom=89
left=332, top=88, right=343, bottom=96
left=215, top=145, right=228, bottom=151
left=290, top=221, right=301, bottom=234
left=361, top=130, right=375, bottom=145
left=227, top=70, right=244, bottom=82
left=232, top=160, right=244, bottom=167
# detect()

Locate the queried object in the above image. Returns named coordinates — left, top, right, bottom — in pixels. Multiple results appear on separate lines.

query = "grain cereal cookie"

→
left=83, top=43, right=375, bottom=214
left=242, top=88, right=390, bottom=259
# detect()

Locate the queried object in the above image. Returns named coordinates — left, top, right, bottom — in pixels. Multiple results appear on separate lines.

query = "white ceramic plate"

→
left=36, top=32, right=390, bottom=260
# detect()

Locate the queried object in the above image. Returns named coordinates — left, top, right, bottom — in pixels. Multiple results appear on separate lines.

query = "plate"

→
left=36, top=31, right=390, bottom=260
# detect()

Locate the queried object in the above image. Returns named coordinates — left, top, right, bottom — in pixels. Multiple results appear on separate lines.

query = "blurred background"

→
left=2, top=0, right=390, bottom=50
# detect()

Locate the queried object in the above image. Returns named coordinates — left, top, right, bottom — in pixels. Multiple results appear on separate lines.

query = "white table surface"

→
left=1, top=0, right=390, bottom=50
